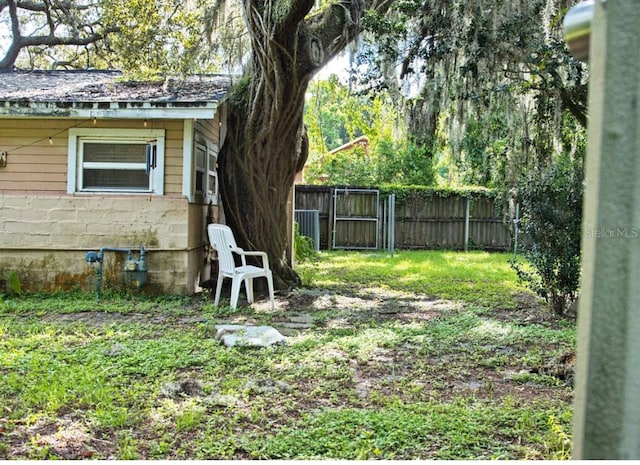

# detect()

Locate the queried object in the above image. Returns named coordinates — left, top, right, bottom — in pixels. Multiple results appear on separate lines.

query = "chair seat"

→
left=225, top=265, right=271, bottom=277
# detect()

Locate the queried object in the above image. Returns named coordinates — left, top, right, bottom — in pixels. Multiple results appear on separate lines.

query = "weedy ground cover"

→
left=0, top=251, right=575, bottom=459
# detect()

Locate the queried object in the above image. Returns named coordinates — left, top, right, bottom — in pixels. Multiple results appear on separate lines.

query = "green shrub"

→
left=294, top=222, right=319, bottom=287
left=294, top=222, right=318, bottom=263
left=511, top=155, right=583, bottom=316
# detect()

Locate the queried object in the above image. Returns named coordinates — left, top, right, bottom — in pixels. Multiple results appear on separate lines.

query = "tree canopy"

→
left=0, top=0, right=235, bottom=76
left=356, top=0, right=588, bottom=188
left=0, top=0, right=119, bottom=69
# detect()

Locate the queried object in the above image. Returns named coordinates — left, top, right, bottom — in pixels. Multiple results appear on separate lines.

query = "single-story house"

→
left=0, top=69, right=269, bottom=295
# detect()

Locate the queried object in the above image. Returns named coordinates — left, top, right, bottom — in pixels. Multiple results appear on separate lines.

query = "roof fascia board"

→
left=0, top=102, right=218, bottom=119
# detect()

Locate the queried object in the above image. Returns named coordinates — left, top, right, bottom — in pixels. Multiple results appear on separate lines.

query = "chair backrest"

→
left=207, top=224, right=239, bottom=272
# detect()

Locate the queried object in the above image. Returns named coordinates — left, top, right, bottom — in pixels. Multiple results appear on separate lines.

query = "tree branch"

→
left=43, top=0, right=57, bottom=36
left=304, top=0, right=365, bottom=70
left=19, top=26, right=120, bottom=47
left=0, top=0, right=22, bottom=68
left=4, top=0, right=95, bottom=12
left=271, top=0, right=315, bottom=33
left=0, top=0, right=120, bottom=70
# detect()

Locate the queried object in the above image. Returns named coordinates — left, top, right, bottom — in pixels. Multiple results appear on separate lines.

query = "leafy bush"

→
left=294, top=222, right=318, bottom=263
left=375, top=137, right=435, bottom=186
left=511, top=155, right=583, bottom=316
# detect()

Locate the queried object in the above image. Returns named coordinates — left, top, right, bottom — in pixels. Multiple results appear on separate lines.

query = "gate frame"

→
left=331, top=188, right=380, bottom=250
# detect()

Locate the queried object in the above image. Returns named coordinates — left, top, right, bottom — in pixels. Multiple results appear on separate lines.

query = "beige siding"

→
left=0, top=118, right=186, bottom=195
left=0, top=194, right=203, bottom=294
left=160, top=120, right=185, bottom=195
left=0, top=119, right=71, bottom=193
left=194, top=119, right=220, bottom=147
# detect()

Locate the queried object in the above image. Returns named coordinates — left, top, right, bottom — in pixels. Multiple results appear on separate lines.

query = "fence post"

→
left=513, top=203, right=520, bottom=258
left=388, top=194, right=395, bottom=256
left=464, top=197, right=471, bottom=252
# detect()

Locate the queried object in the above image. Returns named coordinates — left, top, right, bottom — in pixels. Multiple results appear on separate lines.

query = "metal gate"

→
left=332, top=188, right=379, bottom=249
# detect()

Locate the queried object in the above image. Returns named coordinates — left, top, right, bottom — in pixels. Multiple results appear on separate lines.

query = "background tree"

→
left=0, top=0, right=119, bottom=69
left=0, top=0, right=226, bottom=76
left=304, top=76, right=434, bottom=186
left=354, top=0, right=587, bottom=188
left=305, top=75, right=362, bottom=156
left=100, top=0, right=207, bottom=78
left=304, top=1, right=587, bottom=190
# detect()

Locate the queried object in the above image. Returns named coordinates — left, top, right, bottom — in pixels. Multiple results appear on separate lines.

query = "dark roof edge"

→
left=0, top=68, right=235, bottom=80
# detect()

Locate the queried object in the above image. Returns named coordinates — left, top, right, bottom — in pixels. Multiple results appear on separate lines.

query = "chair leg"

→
left=245, top=278, right=254, bottom=303
left=230, top=276, right=243, bottom=309
left=214, top=273, right=224, bottom=307
left=266, top=273, right=275, bottom=309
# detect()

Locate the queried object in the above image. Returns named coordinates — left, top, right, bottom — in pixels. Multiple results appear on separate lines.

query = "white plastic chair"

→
left=207, top=224, right=275, bottom=309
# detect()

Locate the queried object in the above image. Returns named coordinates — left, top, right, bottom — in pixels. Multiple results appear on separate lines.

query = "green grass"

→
left=242, top=400, right=572, bottom=459
left=298, top=250, right=529, bottom=308
left=0, top=290, right=194, bottom=315
left=0, top=251, right=574, bottom=459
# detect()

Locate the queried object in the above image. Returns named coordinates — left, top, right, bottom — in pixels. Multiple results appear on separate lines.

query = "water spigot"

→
left=85, top=251, right=102, bottom=264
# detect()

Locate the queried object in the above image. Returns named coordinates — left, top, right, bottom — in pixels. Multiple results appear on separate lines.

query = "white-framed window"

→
left=194, top=143, right=207, bottom=202
left=207, top=142, right=219, bottom=205
left=68, top=128, right=165, bottom=194
left=194, top=141, right=219, bottom=204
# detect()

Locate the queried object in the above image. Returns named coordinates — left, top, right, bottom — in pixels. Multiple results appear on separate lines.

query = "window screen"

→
left=80, top=141, right=150, bottom=191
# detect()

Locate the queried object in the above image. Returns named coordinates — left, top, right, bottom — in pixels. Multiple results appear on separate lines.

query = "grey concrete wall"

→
left=0, top=194, right=211, bottom=294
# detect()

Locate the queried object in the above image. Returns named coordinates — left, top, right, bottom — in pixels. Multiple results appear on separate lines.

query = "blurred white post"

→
left=573, top=0, right=640, bottom=458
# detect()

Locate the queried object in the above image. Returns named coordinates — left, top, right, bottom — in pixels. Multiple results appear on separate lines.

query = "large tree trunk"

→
left=218, top=0, right=389, bottom=289
left=219, top=72, right=310, bottom=289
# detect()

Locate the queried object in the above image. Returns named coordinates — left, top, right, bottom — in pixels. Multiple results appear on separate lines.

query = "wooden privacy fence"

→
left=294, top=185, right=513, bottom=251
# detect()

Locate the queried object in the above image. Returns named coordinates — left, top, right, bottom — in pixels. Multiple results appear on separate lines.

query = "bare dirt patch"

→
left=37, top=287, right=464, bottom=329
left=7, top=416, right=109, bottom=460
